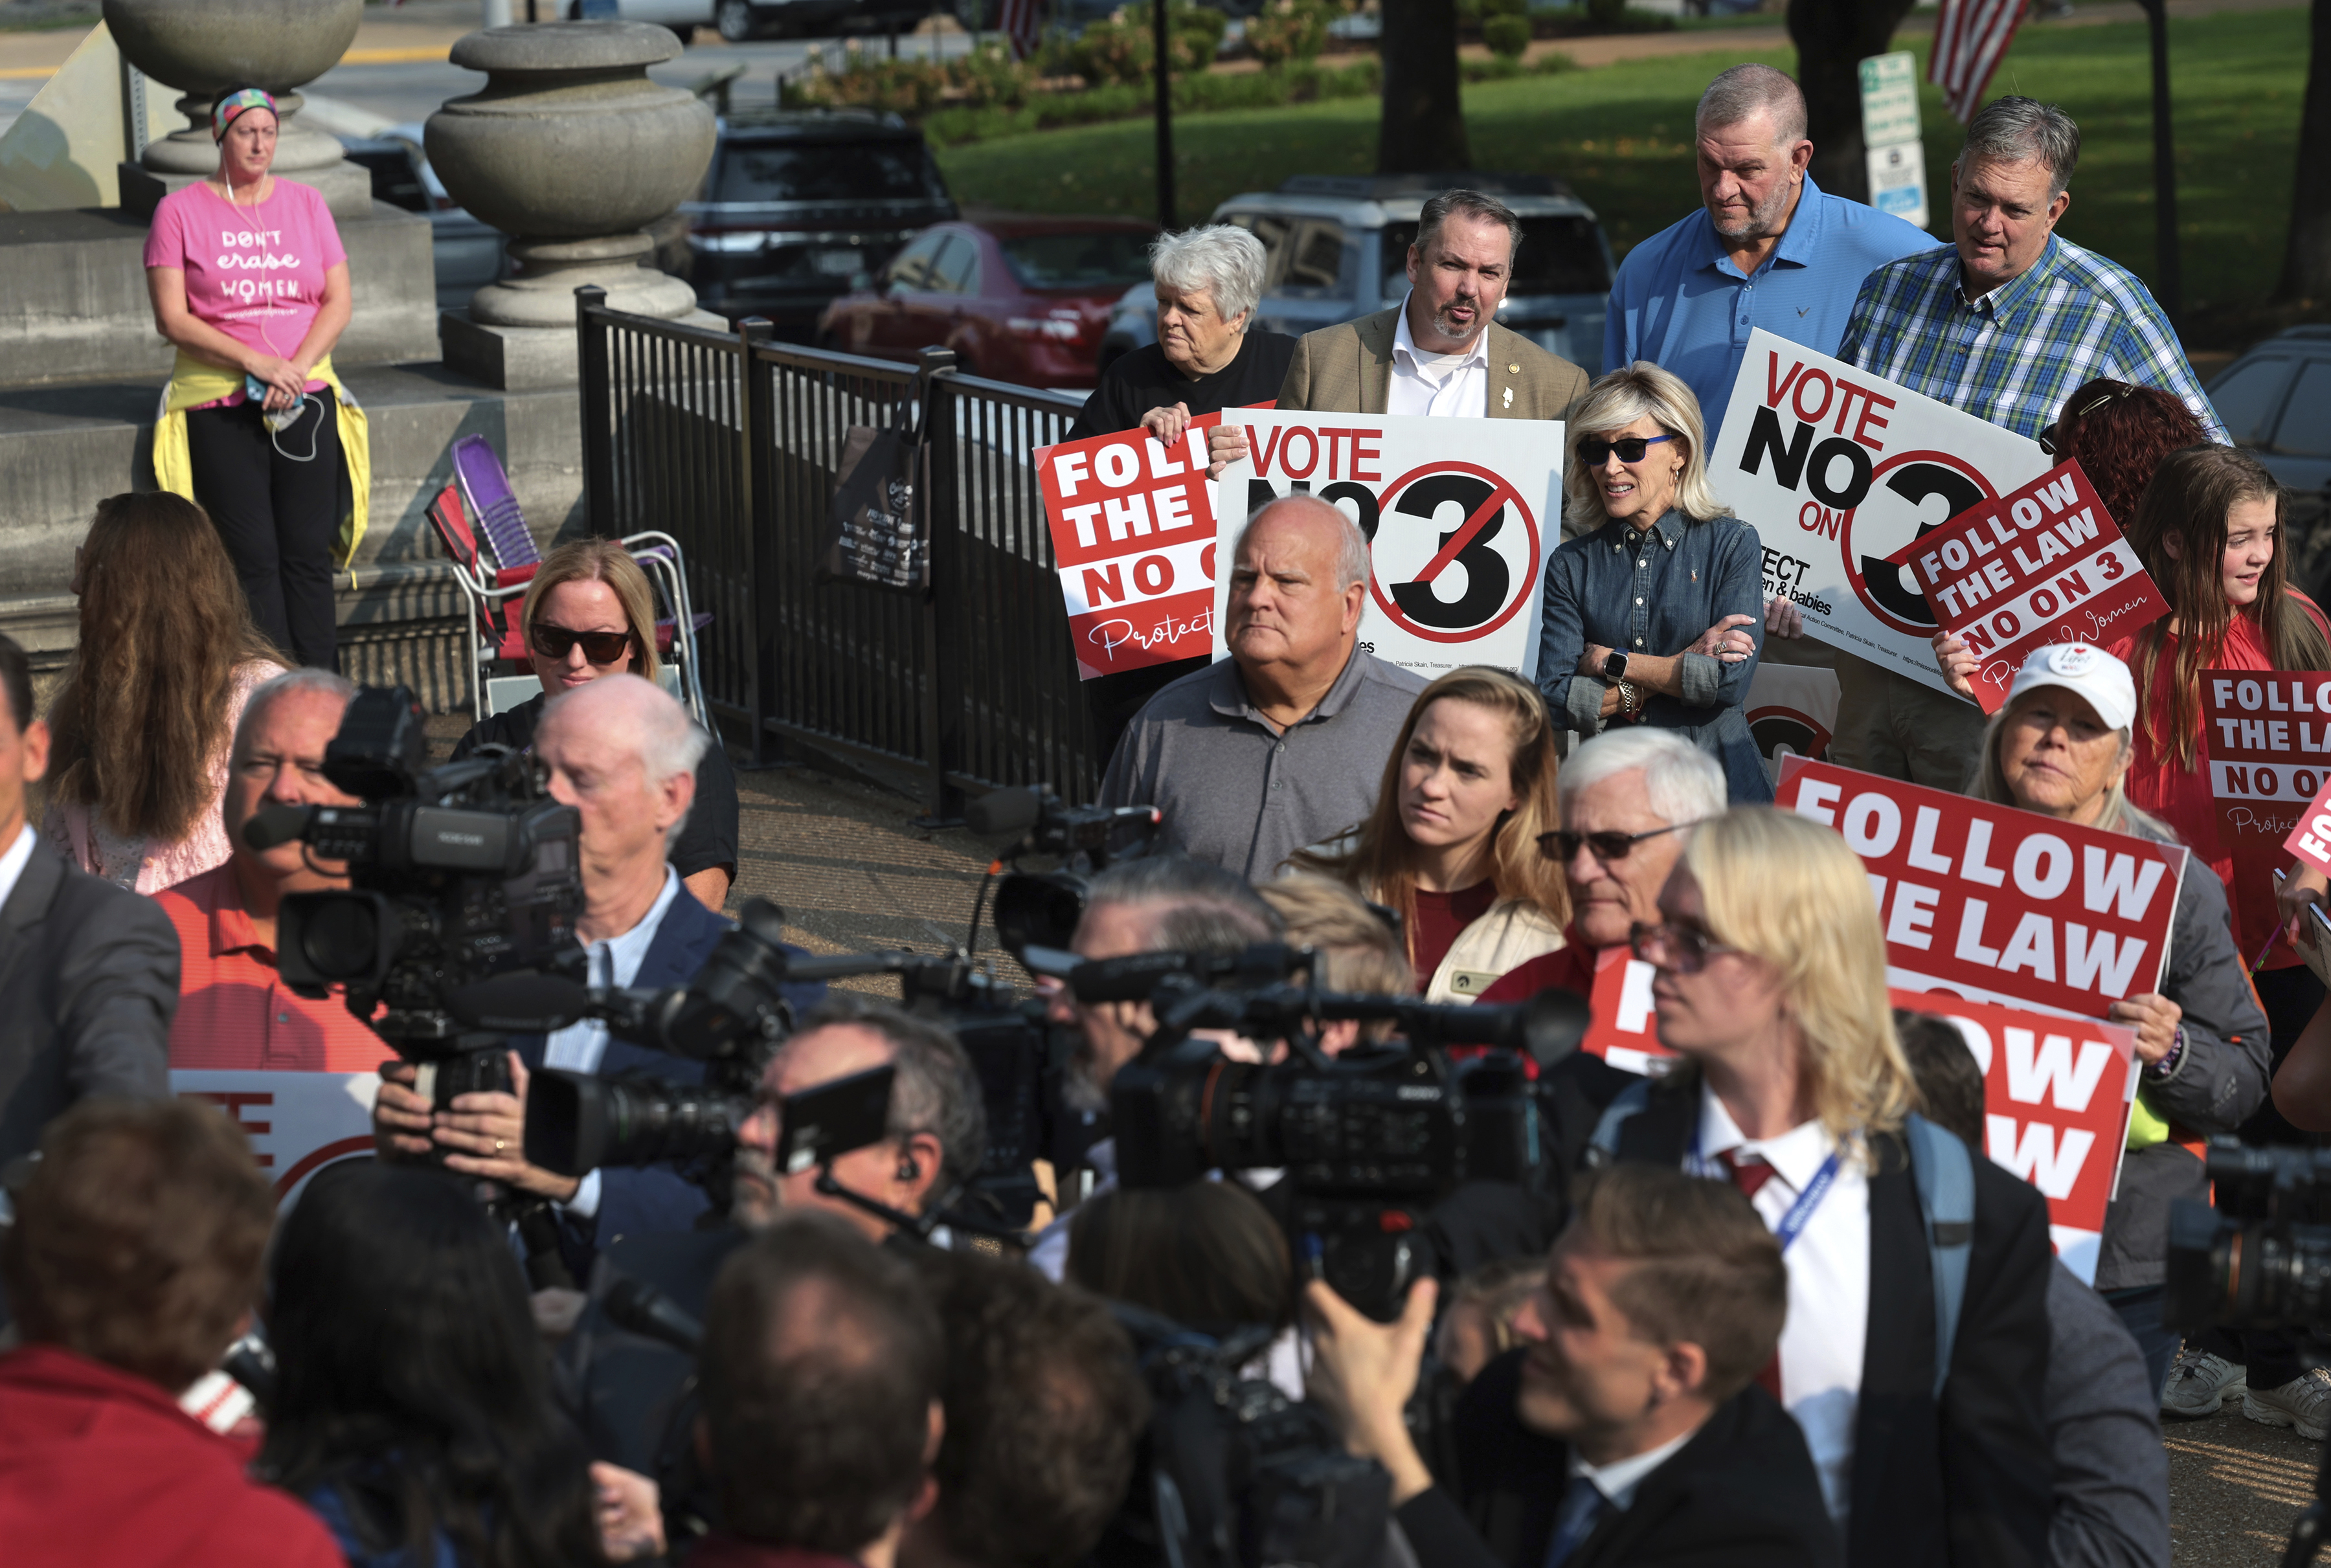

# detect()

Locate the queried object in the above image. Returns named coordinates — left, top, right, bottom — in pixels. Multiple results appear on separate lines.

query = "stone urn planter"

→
left=427, top=21, right=716, bottom=341
left=102, top=0, right=370, bottom=219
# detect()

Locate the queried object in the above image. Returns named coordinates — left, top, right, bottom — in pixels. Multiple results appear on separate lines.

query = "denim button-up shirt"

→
left=1537, top=507, right=1772, bottom=802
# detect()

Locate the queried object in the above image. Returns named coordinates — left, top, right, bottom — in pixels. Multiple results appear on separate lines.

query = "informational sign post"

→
left=1775, top=755, right=2186, bottom=1017
left=174, top=1069, right=379, bottom=1208
left=1887, top=458, right=2170, bottom=711
left=1711, top=331, right=2049, bottom=695
left=1892, top=989, right=2138, bottom=1283
left=1859, top=50, right=1928, bottom=229
left=2201, top=671, right=2331, bottom=927
left=1036, top=416, right=1226, bottom=680
left=1215, top=410, right=1563, bottom=680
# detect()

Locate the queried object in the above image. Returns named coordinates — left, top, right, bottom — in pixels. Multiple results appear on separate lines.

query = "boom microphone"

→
left=242, top=803, right=316, bottom=851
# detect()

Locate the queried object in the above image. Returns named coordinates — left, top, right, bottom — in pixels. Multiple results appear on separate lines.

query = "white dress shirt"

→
left=1570, top=1422, right=1700, bottom=1510
left=1386, top=293, right=1489, bottom=418
left=0, top=823, right=34, bottom=913
left=1695, top=1085, right=1869, bottom=1531
left=543, top=866, right=685, bottom=1220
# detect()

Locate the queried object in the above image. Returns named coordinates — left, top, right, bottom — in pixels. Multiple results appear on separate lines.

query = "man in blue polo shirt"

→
left=1603, top=64, right=1933, bottom=447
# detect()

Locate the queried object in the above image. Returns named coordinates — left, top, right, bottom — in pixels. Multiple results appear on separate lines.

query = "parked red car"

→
left=817, top=216, right=1159, bottom=388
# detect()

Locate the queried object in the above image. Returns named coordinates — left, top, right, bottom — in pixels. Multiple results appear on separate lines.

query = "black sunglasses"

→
left=2039, top=382, right=2138, bottom=456
left=1537, top=822, right=1691, bottom=864
left=531, top=622, right=635, bottom=666
left=1578, top=434, right=1676, bottom=466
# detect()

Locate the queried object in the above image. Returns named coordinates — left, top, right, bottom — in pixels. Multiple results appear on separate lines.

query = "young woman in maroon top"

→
left=1287, top=667, right=1569, bottom=1000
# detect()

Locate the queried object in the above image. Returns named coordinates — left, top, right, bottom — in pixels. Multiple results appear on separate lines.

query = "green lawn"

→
left=934, top=6, right=2312, bottom=338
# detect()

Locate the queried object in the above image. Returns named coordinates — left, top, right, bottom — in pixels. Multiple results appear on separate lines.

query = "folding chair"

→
left=423, top=482, right=537, bottom=719
left=445, top=435, right=714, bottom=728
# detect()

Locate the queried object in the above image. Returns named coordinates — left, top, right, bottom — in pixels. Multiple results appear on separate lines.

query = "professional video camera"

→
left=1048, top=947, right=1590, bottom=1320
left=2167, top=1139, right=2331, bottom=1562
left=247, top=684, right=587, bottom=1103
left=1093, top=1305, right=1390, bottom=1568
left=968, top=783, right=1164, bottom=958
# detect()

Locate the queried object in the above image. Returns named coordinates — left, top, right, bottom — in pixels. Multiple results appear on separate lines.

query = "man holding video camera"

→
left=371, top=675, right=816, bottom=1274
left=1307, top=1163, right=1840, bottom=1568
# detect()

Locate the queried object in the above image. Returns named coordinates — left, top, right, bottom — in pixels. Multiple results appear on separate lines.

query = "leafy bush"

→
left=1245, top=0, right=1334, bottom=67
left=1483, top=14, right=1531, bottom=54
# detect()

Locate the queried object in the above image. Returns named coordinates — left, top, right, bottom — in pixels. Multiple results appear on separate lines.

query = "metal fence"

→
left=576, top=287, right=1102, bottom=818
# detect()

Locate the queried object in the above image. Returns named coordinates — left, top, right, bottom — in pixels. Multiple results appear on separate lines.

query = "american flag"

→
left=1928, top=0, right=2031, bottom=122
left=997, top=0, right=1045, bottom=61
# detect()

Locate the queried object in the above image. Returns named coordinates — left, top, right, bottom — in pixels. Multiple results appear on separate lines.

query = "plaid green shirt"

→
left=1835, top=235, right=2225, bottom=445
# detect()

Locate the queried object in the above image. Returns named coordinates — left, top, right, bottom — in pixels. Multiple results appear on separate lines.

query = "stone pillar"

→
left=104, top=0, right=374, bottom=221
left=428, top=22, right=719, bottom=390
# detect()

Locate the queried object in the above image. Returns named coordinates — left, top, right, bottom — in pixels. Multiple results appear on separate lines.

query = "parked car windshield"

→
left=715, top=140, right=947, bottom=203
left=999, top=230, right=1155, bottom=290
left=1380, top=214, right=1610, bottom=296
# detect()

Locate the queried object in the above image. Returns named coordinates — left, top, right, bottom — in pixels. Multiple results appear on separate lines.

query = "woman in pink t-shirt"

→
left=143, top=87, right=351, bottom=672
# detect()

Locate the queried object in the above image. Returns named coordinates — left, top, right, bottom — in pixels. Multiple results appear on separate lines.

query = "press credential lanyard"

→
left=1689, top=1131, right=1845, bottom=1253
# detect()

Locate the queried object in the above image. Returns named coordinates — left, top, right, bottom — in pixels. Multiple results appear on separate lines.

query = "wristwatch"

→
left=1616, top=679, right=1645, bottom=721
left=1603, top=650, right=1630, bottom=682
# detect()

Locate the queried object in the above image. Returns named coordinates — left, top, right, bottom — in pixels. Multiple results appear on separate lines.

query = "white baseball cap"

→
left=2005, top=642, right=2138, bottom=731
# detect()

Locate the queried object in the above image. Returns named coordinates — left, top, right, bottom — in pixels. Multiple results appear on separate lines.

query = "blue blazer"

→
left=516, top=889, right=826, bottom=1274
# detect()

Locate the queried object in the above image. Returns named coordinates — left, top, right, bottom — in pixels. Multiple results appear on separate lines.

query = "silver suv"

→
left=1098, top=173, right=1617, bottom=377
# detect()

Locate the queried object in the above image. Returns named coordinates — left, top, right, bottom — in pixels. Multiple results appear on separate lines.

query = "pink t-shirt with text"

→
left=144, top=178, right=346, bottom=401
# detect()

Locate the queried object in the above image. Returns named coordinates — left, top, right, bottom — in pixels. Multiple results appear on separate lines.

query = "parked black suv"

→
left=2207, top=326, right=2331, bottom=593
left=670, top=109, right=957, bottom=335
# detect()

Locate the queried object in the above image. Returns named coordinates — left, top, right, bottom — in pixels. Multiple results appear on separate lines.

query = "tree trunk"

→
left=1789, top=0, right=1919, bottom=203
left=2278, top=0, right=2331, bottom=301
left=1379, top=0, right=1471, bottom=174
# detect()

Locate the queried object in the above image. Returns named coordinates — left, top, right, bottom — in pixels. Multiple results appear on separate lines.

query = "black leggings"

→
left=184, top=389, right=341, bottom=669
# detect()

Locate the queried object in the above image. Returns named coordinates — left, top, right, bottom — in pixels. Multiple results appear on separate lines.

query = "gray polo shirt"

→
left=1096, top=647, right=1428, bottom=881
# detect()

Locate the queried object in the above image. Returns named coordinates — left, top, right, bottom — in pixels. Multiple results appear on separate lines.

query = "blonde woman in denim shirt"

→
left=1537, top=363, right=1770, bottom=802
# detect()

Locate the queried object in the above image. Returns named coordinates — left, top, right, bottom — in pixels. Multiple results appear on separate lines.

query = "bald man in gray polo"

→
left=1098, top=497, right=1426, bottom=881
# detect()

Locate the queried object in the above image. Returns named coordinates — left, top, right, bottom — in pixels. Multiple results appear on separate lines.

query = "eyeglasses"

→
left=530, top=622, right=634, bottom=666
left=1628, top=919, right=1739, bottom=975
left=1577, top=434, right=1676, bottom=466
left=1537, top=822, right=1691, bottom=864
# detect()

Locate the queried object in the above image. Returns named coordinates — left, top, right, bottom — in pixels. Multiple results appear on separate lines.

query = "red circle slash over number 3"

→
left=1369, top=460, right=1541, bottom=644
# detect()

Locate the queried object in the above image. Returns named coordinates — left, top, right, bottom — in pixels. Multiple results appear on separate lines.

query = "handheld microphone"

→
left=603, top=1276, right=704, bottom=1356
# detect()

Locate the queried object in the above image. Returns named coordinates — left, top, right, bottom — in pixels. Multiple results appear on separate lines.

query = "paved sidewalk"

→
left=2165, top=1402, right=2322, bottom=1563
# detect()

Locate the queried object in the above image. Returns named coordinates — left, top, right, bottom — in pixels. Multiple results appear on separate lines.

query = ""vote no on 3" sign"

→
left=1213, top=411, right=1564, bottom=680
left=1711, top=330, right=2050, bottom=694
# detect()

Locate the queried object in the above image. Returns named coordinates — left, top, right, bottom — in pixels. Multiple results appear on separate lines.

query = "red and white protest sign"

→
left=1216, top=411, right=1562, bottom=679
left=2201, top=671, right=2331, bottom=950
left=2286, top=770, right=2331, bottom=878
left=1711, top=330, right=2049, bottom=695
left=1037, top=416, right=1225, bottom=680
left=1886, top=459, right=2169, bottom=712
left=1891, top=989, right=2137, bottom=1284
left=1575, top=945, right=1680, bottom=1077
left=175, top=1069, right=379, bottom=1207
left=1775, top=756, right=2186, bottom=1018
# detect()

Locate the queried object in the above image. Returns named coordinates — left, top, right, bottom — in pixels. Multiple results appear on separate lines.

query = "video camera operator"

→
left=370, top=674, right=823, bottom=1279
left=1030, top=855, right=1283, bottom=1276
left=561, top=996, right=986, bottom=1523
left=1304, top=1163, right=1838, bottom=1568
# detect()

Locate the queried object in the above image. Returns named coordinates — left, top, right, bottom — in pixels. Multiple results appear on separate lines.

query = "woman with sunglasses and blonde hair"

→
left=1605, top=805, right=2054, bottom=1560
left=450, top=539, right=738, bottom=911
left=1287, top=667, right=1567, bottom=1002
left=1537, top=363, right=1769, bottom=803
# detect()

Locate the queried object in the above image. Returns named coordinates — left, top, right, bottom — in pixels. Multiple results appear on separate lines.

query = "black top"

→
left=1397, top=1349, right=1840, bottom=1568
left=451, top=691, right=740, bottom=883
left=1066, top=330, right=1300, bottom=440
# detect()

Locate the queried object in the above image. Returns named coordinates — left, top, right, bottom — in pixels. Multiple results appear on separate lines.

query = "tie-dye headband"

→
left=212, top=89, right=278, bottom=141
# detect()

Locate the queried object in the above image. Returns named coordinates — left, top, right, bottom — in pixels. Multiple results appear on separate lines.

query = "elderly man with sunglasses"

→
left=1478, top=728, right=1727, bottom=1011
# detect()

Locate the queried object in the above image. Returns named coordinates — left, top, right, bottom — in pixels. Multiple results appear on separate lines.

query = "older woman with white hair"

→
left=1072, top=223, right=1301, bottom=751
left=1537, top=362, right=1770, bottom=801
left=1068, top=222, right=1296, bottom=445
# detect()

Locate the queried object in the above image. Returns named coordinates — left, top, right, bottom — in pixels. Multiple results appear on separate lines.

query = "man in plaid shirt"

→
left=1827, top=95, right=2223, bottom=785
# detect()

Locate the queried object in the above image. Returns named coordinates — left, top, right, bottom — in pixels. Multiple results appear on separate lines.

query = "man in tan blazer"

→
left=1204, top=190, right=1588, bottom=473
